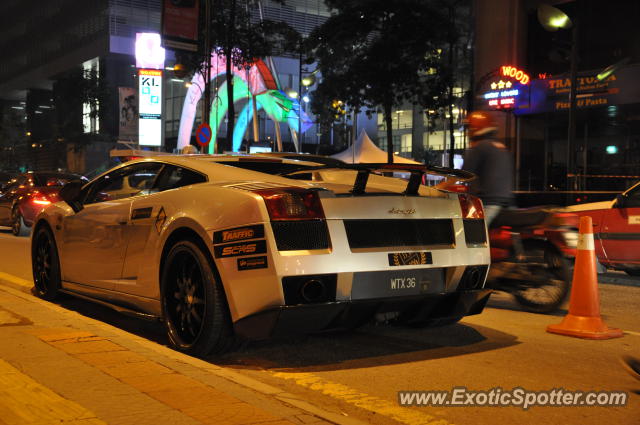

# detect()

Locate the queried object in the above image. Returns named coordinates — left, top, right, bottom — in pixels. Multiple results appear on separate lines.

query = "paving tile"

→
left=147, top=385, right=242, bottom=410
left=96, top=360, right=174, bottom=379
left=75, top=350, right=148, bottom=366
left=50, top=339, right=127, bottom=354
left=119, top=372, right=206, bottom=393
left=181, top=402, right=282, bottom=425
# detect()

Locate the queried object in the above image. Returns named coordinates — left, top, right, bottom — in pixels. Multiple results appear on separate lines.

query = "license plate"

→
left=388, top=252, right=432, bottom=266
left=351, top=268, right=445, bottom=299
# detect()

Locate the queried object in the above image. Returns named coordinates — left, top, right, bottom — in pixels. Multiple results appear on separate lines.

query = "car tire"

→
left=161, top=239, right=235, bottom=357
left=12, top=207, right=30, bottom=237
left=32, top=225, right=61, bottom=301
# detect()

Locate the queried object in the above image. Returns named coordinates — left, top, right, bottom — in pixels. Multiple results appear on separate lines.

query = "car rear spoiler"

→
left=279, top=163, right=476, bottom=196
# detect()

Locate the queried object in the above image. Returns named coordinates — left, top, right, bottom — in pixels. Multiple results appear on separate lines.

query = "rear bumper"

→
left=233, top=288, right=492, bottom=340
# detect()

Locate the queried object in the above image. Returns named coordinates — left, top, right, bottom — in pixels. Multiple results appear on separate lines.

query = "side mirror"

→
left=614, top=193, right=626, bottom=208
left=59, top=181, right=84, bottom=213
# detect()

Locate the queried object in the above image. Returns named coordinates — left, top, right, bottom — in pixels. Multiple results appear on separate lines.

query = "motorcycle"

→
left=486, top=207, right=578, bottom=313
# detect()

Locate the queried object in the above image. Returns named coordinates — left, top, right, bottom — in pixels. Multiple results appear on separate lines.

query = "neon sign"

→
left=501, top=65, right=530, bottom=85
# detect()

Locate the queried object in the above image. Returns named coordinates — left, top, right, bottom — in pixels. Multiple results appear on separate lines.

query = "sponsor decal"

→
left=629, top=215, right=640, bottom=225
left=388, top=207, right=416, bottom=215
left=214, top=240, right=267, bottom=258
left=155, top=207, right=167, bottom=233
left=213, top=224, right=264, bottom=244
left=388, top=252, right=433, bottom=266
left=131, top=207, right=152, bottom=220
left=237, top=256, right=268, bottom=271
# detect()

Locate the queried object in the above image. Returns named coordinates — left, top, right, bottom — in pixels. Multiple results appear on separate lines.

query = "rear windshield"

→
left=33, top=173, right=81, bottom=187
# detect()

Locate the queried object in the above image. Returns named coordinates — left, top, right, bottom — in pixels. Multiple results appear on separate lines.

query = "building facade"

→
left=474, top=0, right=640, bottom=196
left=0, top=0, right=368, bottom=174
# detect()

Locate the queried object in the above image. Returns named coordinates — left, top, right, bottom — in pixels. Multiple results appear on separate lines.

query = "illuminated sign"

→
left=139, top=69, right=163, bottom=146
left=136, top=33, right=166, bottom=69
left=481, top=65, right=531, bottom=110
left=501, top=65, right=530, bottom=85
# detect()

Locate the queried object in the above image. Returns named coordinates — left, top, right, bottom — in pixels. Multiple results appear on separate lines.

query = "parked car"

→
left=31, top=155, right=491, bottom=356
left=565, top=181, right=640, bottom=275
left=0, top=171, right=84, bottom=236
left=0, top=172, right=16, bottom=192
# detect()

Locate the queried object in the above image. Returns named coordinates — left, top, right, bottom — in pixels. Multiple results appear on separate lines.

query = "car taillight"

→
left=32, top=195, right=51, bottom=206
left=254, top=188, right=325, bottom=221
left=458, top=194, right=484, bottom=219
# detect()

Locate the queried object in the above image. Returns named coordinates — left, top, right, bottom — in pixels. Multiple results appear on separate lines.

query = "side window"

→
left=84, top=163, right=164, bottom=204
left=155, top=165, right=206, bottom=192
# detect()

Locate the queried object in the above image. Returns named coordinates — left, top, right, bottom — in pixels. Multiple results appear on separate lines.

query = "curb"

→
left=0, top=275, right=369, bottom=425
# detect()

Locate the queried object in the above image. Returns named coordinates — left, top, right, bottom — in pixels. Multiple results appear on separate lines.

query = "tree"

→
left=307, top=0, right=450, bottom=163
left=177, top=0, right=300, bottom=152
left=435, top=0, right=473, bottom=168
left=53, top=66, right=113, bottom=145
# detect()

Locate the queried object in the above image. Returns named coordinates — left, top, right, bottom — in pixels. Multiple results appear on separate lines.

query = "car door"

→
left=600, top=183, right=640, bottom=264
left=117, top=164, right=207, bottom=297
left=59, top=162, right=164, bottom=289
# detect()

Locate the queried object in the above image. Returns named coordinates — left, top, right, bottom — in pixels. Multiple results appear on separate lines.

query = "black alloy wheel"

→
left=161, top=240, right=234, bottom=356
left=32, top=226, right=61, bottom=300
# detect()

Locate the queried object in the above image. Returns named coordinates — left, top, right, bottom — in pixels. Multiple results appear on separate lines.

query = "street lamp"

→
left=538, top=4, right=578, bottom=191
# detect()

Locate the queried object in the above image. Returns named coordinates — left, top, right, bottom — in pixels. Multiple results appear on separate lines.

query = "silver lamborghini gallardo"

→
left=31, top=155, right=491, bottom=355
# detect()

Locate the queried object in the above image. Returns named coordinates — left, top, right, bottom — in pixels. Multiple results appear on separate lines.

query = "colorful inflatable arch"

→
left=177, top=52, right=312, bottom=153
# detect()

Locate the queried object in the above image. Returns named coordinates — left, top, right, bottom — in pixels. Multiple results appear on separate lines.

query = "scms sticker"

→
left=214, top=240, right=267, bottom=258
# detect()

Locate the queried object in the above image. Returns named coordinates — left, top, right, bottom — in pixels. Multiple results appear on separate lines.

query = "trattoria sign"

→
left=516, top=63, right=640, bottom=115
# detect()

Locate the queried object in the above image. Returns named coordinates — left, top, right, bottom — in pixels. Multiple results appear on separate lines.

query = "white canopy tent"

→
left=331, top=130, right=421, bottom=164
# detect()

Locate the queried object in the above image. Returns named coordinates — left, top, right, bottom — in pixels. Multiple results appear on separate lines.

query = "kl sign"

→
left=139, top=69, right=162, bottom=146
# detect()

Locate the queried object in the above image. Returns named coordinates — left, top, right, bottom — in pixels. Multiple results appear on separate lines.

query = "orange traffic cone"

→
left=546, top=215, right=623, bottom=339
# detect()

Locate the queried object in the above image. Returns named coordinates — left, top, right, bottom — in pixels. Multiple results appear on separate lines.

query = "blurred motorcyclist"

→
left=438, top=110, right=515, bottom=225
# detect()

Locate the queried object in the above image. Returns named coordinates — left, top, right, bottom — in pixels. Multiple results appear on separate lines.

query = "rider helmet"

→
left=465, top=110, right=498, bottom=139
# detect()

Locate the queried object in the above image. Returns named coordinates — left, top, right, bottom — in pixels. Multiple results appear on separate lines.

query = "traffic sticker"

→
left=195, top=123, right=212, bottom=146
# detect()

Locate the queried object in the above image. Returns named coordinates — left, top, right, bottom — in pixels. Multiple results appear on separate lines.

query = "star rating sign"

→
left=497, top=80, right=506, bottom=89
left=490, top=82, right=497, bottom=90
left=505, top=81, right=512, bottom=88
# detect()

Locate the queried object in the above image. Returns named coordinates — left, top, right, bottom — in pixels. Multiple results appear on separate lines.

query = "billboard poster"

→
left=118, top=87, right=138, bottom=139
left=139, top=69, right=163, bottom=146
left=161, top=0, right=199, bottom=52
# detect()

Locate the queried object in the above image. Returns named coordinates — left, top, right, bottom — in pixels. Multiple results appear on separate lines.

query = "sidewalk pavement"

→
left=0, top=279, right=361, bottom=425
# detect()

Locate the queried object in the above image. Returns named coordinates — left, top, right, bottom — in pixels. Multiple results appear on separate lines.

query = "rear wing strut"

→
left=279, top=163, right=476, bottom=196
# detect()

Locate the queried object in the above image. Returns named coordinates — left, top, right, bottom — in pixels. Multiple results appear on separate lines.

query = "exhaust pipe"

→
left=300, top=279, right=327, bottom=303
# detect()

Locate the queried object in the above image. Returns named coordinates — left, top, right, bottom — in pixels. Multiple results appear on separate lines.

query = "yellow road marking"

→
left=0, top=272, right=31, bottom=288
left=270, top=371, right=452, bottom=425
left=0, top=359, right=107, bottom=425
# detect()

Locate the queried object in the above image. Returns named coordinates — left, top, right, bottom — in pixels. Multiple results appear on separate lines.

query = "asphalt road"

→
left=0, top=229, right=638, bottom=425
